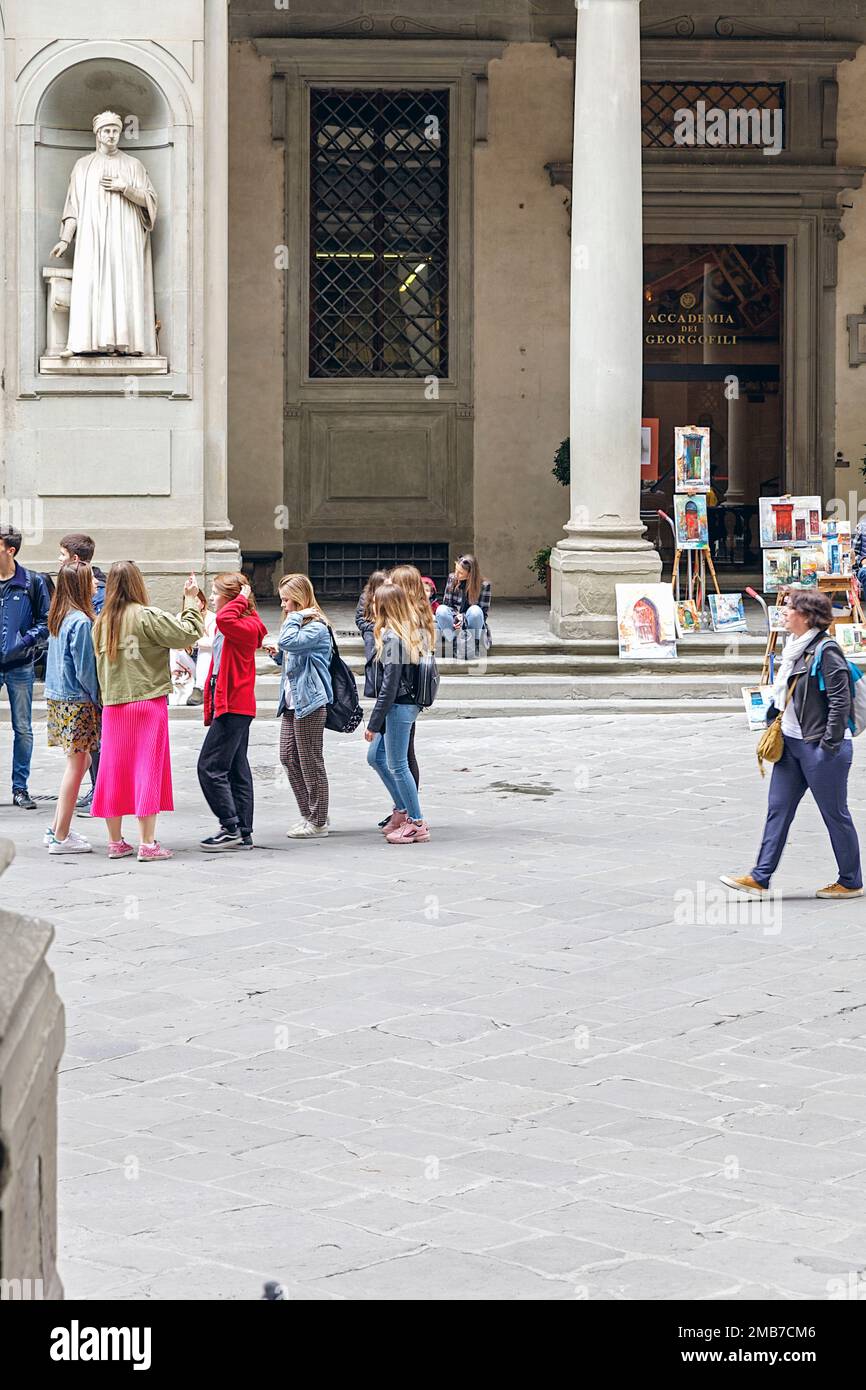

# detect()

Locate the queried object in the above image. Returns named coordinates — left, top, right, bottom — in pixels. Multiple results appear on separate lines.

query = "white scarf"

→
left=772, top=626, right=819, bottom=709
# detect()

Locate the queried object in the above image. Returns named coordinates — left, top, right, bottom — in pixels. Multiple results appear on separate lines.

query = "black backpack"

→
left=412, top=651, right=440, bottom=710
left=324, top=627, right=363, bottom=734
left=28, top=571, right=54, bottom=682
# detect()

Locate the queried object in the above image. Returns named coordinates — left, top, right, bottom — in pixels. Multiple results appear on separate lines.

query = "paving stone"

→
left=4, top=712, right=866, bottom=1299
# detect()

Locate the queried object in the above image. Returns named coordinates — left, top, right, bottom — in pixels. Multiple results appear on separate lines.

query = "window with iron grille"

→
left=642, top=81, right=785, bottom=149
left=308, top=542, right=450, bottom=599
left=309, top=88, right=450, bottom=378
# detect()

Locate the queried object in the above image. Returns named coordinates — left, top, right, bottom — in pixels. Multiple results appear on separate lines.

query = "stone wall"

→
left=227, top=41, right=286, bottom=568
left=836, top=44, right=866, bottom=512
left=473, top=43, right=573, bottom=597
left=0, top=839, right=65, bottom=1300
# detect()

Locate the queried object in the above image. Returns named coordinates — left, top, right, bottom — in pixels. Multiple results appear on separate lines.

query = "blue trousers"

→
left=0, top=665, right=35, bottom=791
left=367, top=702, right=422, bottom=821
left=436, top=603, right=484, bottom=637
left=752, top=736, right=862, bottom=889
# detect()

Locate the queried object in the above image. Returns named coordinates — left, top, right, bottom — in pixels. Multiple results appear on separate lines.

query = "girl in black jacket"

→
left=364, top=583, right=430, bottom=845
left=722, top=588, right=862, bottom=900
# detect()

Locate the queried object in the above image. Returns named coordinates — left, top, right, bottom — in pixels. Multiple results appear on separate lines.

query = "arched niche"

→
left=17, top=44, right=191, bottom=396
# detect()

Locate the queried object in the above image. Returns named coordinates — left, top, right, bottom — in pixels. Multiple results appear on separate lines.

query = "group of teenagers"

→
left=0, top=522, right=493, bottom=858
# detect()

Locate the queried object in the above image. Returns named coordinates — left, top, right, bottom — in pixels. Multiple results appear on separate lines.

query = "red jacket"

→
left=203, top=594, right=268, bottom=725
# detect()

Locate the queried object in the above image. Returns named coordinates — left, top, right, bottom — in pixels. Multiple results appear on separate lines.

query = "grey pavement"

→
left=2, top=711, right=866, bottom=1300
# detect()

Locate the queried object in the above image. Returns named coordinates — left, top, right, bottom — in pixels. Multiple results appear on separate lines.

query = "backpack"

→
left=324, top=627, right=363, bottom=734
left=810, top=637, right=866, bottom=736
left=28, top=570, right=54, bottom=682
left=412, top=651, right=440, bottom=710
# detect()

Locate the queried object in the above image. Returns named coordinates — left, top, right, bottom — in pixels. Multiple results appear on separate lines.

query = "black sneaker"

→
left=76, top=790, right=94, bottom=817
left=12, top=789, right=37, bottom=810
left=200, top=829, right=242, bottom=852
left=239, top=834, right=254, bottom=851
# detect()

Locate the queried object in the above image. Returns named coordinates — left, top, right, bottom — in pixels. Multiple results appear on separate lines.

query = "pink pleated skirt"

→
left=92, top=697, right=173, bottom=819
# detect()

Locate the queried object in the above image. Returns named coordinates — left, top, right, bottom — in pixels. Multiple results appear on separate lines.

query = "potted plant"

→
left=552, top=437, right=570, bottom=487
left=529, top=545, right=553, bottom=599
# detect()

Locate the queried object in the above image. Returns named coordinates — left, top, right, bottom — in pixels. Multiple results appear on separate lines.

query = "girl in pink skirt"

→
left=91, top=562, right=204, bottom=861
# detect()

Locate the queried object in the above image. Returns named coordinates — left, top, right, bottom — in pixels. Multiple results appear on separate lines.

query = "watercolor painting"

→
left=742, top=686, right=775, bottom=732
left=616, top=584, right=678, bottom=660
left=708, top=592, right=747, bottom=633
left=674, top=425, right=711, bottom=493
left=674, top=493, right=709, bottom=549
left=675, top=600, right=702, bottom=636
left=759, top=496, right=821, bottom=547
left=836, top=623, right=866, bottom=657
left=762, top=547, right=822, bottom=593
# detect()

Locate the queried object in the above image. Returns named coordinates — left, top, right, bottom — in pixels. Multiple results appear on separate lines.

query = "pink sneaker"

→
left=137, top=842, right=174, bottom=863
left=380, top=809, right=408, bottom=836
left=386, top=819, right=430, bottom=844
left=108, top=839, right=135, bottom=859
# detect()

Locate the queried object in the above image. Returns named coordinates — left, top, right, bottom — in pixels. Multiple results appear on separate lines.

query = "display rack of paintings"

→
left=616, top=583, right=678, bottom=661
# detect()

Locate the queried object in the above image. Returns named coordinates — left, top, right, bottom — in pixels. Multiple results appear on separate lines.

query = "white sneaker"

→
left=286, top=820, right=311, bottom=838
left=49, top=831, right=93, bottom=855
left=293, top=821, right=329, bottom=839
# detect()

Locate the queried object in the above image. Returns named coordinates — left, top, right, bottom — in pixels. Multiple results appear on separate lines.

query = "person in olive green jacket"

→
left=91, top=561, right=204, bottom=861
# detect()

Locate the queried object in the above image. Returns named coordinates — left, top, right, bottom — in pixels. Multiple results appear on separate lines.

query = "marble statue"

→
left=50, top=111, right=158, bottom=356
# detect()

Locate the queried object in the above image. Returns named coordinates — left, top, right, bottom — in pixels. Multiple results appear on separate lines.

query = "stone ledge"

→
left=39, top=355, right=168, bottom=376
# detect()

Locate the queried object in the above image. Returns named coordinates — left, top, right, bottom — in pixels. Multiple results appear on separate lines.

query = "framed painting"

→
left=674, top=425, right=710, bottom=493
left=759, top=496, right=821, bottom=547
left=640, top=417, right=660, bottom=482
left=674, top=493, right=709, bottom=549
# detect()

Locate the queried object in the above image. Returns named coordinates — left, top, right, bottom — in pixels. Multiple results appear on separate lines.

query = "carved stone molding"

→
left=847, top=308, right=866, bottom=367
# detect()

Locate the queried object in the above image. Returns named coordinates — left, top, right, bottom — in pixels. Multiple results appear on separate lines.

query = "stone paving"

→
left=2, top=711, right=866, bottom=1300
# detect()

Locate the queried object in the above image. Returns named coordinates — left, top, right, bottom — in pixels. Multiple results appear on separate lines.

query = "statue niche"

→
left=41, top=110, right=166, bottom=375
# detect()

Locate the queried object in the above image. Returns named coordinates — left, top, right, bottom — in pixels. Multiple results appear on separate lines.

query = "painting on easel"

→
left=821, top=519, right=853, bottom=576
left=762, top=546, right=822, bottom=593
left=767, top=604, right=789, bottom=633
left=674, top=426, right=711, bottom=493
left=836, top=623, right=866, bottom=657
left=673, top=494, right=709, bottom=549
left=758, top=496, right=821, bottom=547
left=616, top=584, right=678, bottom=660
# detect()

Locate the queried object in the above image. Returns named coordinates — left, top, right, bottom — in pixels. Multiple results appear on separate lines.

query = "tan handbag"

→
left=756, top=674, right=800, bottom=777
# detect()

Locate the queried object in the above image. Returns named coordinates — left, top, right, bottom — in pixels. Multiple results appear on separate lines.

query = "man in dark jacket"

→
left=0, top=525, right=51, bottom=808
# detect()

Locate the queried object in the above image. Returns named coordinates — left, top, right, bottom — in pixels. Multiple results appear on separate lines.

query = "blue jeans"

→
left=752, top=735, right=862, bottom=889
left=0, top=665, right=35, bottom=790
left=436, top=604, right=484, bottom=638
left=367, top=703, right=422, bottom=821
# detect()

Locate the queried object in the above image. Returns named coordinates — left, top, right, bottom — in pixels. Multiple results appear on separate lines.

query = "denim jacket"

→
left=45, top=610, right=100, bottom=705
left=276, top=614, right=333, bottom=719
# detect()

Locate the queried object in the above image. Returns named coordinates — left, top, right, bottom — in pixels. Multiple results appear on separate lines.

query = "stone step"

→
left=250, top=670, right=760, bottom=700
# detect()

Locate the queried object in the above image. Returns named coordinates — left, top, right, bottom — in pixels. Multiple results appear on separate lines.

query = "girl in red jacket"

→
left=197, top=572, right=268, bottom=851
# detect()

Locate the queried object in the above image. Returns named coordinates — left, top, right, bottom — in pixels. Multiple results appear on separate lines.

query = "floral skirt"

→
left=46, top=699, right=101, bottom=754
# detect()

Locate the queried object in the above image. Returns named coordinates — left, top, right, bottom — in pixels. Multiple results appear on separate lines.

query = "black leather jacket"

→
left=367, top=631, right=419, bottom=734
left=767, top=631, right=852, bottom=752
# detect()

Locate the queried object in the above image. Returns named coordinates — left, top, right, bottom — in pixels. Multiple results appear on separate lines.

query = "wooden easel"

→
left=671, top=544, right=721, bottom=613
left=759, top=573, right=866, bottom=685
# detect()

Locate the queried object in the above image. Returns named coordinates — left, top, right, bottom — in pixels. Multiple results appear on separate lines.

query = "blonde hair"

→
left=389, top=565, right=435, bottom=645
left=214, top=571, right=257, bottom=615
left=373, top=582, right=429, bottom=663
left=278, top=573, right=327, bottom=626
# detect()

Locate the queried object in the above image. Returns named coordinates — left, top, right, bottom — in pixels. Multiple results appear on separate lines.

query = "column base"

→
left=204, top=533, right=242, bottom=584
left=549, top=537, right=663, bottom=639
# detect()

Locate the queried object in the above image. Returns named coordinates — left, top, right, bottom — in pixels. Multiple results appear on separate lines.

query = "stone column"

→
left=203, top=0, right=241, bottom=578
left=0, top=839, right=65, bottom=1299
left=550, top=0, right=661, bottom=638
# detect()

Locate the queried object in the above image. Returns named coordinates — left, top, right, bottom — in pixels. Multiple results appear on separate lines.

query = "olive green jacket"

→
left=95, top=599, right=205, bottom=706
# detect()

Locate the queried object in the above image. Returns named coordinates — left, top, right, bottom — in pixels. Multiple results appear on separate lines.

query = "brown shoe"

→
left=720, top=873, right=767, bottom=898
left=816, top=883, right=864, bottom=899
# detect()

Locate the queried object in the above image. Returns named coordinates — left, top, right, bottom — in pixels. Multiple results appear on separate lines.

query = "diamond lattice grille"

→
left=310, top=88, right=450, bottom=378
left=641, top=81, right=785, bottom=148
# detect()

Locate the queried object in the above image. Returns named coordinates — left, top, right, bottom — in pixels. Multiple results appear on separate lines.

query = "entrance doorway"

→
left=641, top=243, right=784, bottom=571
